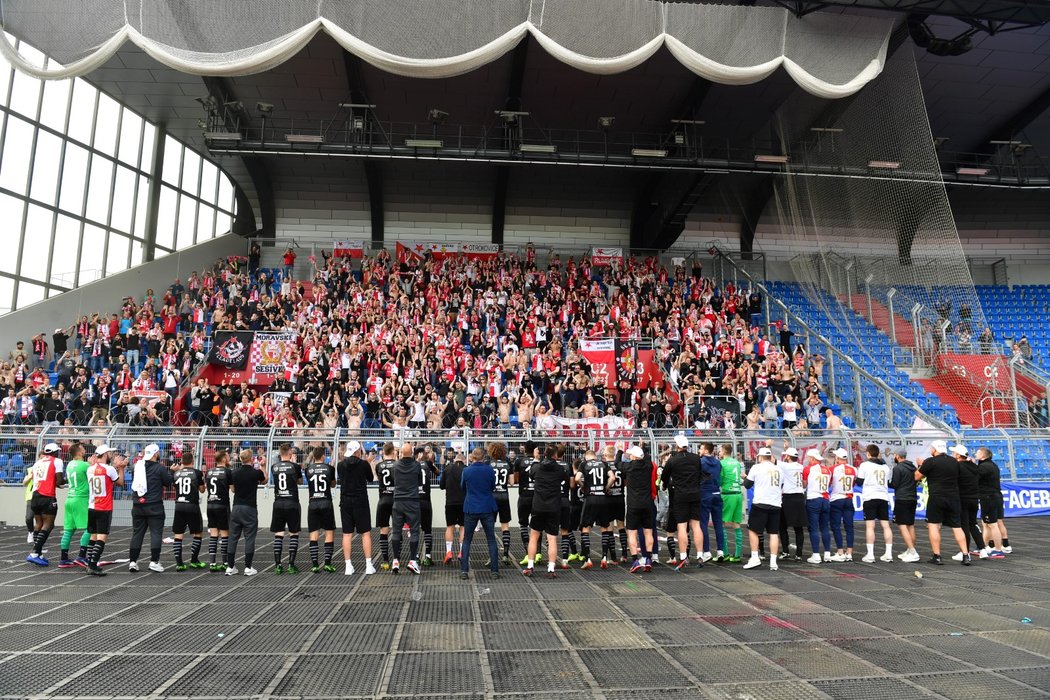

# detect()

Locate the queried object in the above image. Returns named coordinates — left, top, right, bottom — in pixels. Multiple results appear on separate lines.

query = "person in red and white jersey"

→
left=86, top=444, right=125, bottom=576
left=856, top=444, right=894, bottom=563
left=26, top=442, right=65, bottom=566
left=828, top=448, right=857, bottom=562
left=742, top=448, right=783, bottom=571
left=803, top=448, right=833, bottom=564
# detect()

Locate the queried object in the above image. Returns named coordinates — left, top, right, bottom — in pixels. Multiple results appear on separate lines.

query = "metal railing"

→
left=0, top=425, right=1047, bottom=482
left=709, top=247, right=951, bottom=432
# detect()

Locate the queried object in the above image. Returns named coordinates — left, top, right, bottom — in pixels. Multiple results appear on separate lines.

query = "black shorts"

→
left=665, top=496, right=678, bottom=530
left=569, top=502, right=583, bottom=531
left=981, top=495, right=1004, bottom=524
left=581, top=498, right=610, bottom=528
left=560, top=502, right=572, bottom=532
left=420, top=500, right=434, bottom=531
left=87, top=509, right=113, bottom=535
left=445, top=503, right=465, bottom=527
left=207, top=505, right=230, bottom=531
left=495, top=497, right=511, bottom=524
left=672, top=498, right=701, bottom=523
left=893, top=500, right=916, bottom=526
left=626, top=507, right=652, bottom=530
left=925, top=495, right=961, bottom=528
left=530, top=510, right=561, bottom=537
left=341, top=499, right=371, bottom=535
left=30, top=494, right=58, bottom=516
left=748, top=504, right=781, bottom=534
left=172, top=505, right=203, bottom=534
left=307, top=502, right=336, bottom=532
left=607, top=497, right=626, bottom=524
left=270, top=500, right=302, bottom=533
left=376, top=498, right=393, bottom=529
left=781, top=493, right=807, bottom=528
left=517, top=496, right=532, bottom=527
left=863, top=499, right=890, bottom=521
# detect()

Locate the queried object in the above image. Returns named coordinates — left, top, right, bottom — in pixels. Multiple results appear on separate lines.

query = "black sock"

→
left=173, top=539, right=184, bottom=566
left=1003, top=538, right=1010, bottom=547
left=219, top=536, right=228, bottom=561
left=288, top=534, right=299, bottom=566
left=61, top=548, right=69, bottom=561
left=618, top=529, right=629, bottom=558
left=567, top=531, right=577, bottom=555
left=34, top=529, right=51, bottom=555
left=502, top=530, right=511, bottom=556
left=79, top=541, right=90, bottom=560
left=190, top=536, right=202, bottom=563
left=424, top=531, right=433, bottom=558
left=324, top=541, right=334, bottom=565
left=273, top=535, right=284, bottom=566
left=602, top=532, right=612, bottom=559
left=519, top=526, right=529, bottom=548
left=208, top=536, right=218, bottom=563
left=91, top=540, right=105, bottom=567
left=380, top=533, right=389, bottom=562
left=581, top=532, right=591, bottom=557
left=667, top=535, right=677, bottom=559
left=309, top=540, right=320, bottom=566
left=560, top=536, right=569, bottom=561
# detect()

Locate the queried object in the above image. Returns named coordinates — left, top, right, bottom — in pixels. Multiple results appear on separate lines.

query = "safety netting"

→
left=0, top=0, right=891, bottom=98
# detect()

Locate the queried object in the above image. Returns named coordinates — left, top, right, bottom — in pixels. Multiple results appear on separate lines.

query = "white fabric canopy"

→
left=0, top=0, right=892, bottom=99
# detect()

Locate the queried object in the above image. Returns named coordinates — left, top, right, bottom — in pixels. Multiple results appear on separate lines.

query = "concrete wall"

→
left=0, top=235, right=245, bottom=346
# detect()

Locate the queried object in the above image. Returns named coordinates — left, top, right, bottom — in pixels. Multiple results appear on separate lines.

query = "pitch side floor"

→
left=0, top=521, right=1048, bottom=699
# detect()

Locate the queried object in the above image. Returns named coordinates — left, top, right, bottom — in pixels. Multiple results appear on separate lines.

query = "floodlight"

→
left=631, top=148, right=667, bottom=158
left=754, top=154, right=789, bottom=164
left=285, top=134, right=324, bottom=144
left=520, top=144, right=556, bottom=154
left=405, top=139, right=443, bottom=148
left=256, top=102, right=274, bottom=114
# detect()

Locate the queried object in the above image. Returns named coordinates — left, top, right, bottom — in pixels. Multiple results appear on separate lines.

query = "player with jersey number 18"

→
left=170, top=453, right=206, bottom=571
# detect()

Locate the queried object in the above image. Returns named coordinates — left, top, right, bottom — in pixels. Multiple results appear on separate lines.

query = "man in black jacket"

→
left=661, top=435, right=704, bottom=570
left=339, top=441, right=376, bottom=576
left=389, top=443, right=423, bottom=575
left=524, top=444, right=571, bottom=578
left=951, top=445, right=986, bottom=560
left=888, top=448, right=919, bottom=563
left=128, top=443, right=174, bottom=572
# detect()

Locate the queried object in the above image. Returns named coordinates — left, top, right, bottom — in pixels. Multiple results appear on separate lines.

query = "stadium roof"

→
left=4, top=1, right=1050, bottom=248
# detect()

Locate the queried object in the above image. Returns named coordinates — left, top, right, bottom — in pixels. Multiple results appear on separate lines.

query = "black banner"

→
left=615, top=339, right=637, bottom=386
left=207, top=331, right=253, bottom=370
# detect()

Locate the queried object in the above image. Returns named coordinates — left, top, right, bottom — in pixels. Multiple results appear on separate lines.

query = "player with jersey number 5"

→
left=26, top=443, right=65, bottom=566
left=856, top=445, right=894, bottom=563
left=85, top=445, right=125, bottom=576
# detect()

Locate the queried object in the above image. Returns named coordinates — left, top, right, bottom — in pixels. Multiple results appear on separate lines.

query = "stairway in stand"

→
left=847, top=295, right=916, bottom=347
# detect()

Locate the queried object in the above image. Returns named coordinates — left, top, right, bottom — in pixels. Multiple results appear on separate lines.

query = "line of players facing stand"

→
left=24, top=434, right=1012, bottom=577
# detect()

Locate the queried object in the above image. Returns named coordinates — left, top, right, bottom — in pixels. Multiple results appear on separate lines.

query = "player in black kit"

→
left=488, top=442, right=514, bottom=565
left=374, top=443, right=397, bottom=569
left=270, top=443, right=303, bottom=574
left=578, top=449, right=610, bottom=569
left=515, top=444, right=542, bottom=566
left=416, top=446, right=439, bottom=566
left=304, top=446, right=337, bottom=572
left=204, top=451, right=233, bottom=571
left=604, top=445, right=630, bottom=561
left=170, top=452, right=205, bottom=571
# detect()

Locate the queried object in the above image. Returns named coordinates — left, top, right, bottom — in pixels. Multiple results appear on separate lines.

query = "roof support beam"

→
left=740, top=176, right=774, bottom=260
left=341, top=52, right=384, bottom=247
left=492, top=37, right=530, bottom=246
left=142, top=123, right=166, bottom=262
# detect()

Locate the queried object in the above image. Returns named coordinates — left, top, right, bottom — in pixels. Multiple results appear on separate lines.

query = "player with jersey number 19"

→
left=803, top=449, right=833, bottom=565
left=27, top=443, right=65, bottom=566
left=828, top=448, right=857, bottom=563
left=857, top=445, right=894, bottom=563
left=742, top=447, right=784, bottom=571
left=86, top=445, right=124, bottom=576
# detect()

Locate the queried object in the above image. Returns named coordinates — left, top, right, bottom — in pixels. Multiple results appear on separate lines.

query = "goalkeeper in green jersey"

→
left=719, top=444, right=745, bottom=563
left=59, top=443, right=93, bottom=566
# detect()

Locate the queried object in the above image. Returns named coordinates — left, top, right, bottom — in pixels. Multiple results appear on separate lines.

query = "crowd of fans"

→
left=0, top=243, right=838, bottom=434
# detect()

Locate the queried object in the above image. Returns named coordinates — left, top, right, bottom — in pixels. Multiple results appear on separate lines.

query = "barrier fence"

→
left=0, top=425, right=1046, bottom=483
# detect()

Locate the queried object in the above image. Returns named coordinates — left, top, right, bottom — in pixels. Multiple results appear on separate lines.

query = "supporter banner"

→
left=579, top=338, right=616, bottom=389
left=543, top=414, right=635, bottom=441
left=616, top=339, right=637, bottom=387
left=120, top=390, right=168, bottom=406
left=207, top=331, right=253, bottom=370
left=591, top=247, right=623, bottom=266
left=333, top=240, right=364, bottom=258
left=460, top=243, right=500, bottom=260
left=249, top=332, right=298, bottom=375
